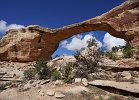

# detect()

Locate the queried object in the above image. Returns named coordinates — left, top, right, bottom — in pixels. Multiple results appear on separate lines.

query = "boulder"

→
left=54, top=80, right=63, bottom=85
left=0, top=0, right=139, bottom=62
left=40, top=79, right=50, bottom=85
left=75, top=78, right=82, bottom=83
left=54, top=92, right=65, bottom=98
left=23, top=83, right=31, bottom=91
left=66, top=86, right=89, bottom=94
left=88, top=80, right=139, bottom=93
left=48, top=55, right=76, bottom=70
left=46, top=90, right=55, bottom=96
left=39, top=90, right=44, bottom=96
left=82, top=78, right=88, bottom=86
left=121, top=71, right=132, bottom=80
left=101, top=58, right=118, bottom=68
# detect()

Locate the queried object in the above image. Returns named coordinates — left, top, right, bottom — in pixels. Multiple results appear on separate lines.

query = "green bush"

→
left=87, top=38, right=97, bottom=47
left=5, top=81, right=12, bottom=86
left=123, top=42, right=133, bottom=58
left=0, top=82, right=12, bottom=92
left=34, top=58, right=51, bottom=79
left=109, top=52, right=116, bottom=61
left=23, top=68, right=36, bottom=81
left=51, top=70, right=62, bottom=80
left=112, top=46, right=118, bottom=53
left=108, top=95, right=119, bottom=100
left=62, top=63, right=72, bottom=83
left=0, top=84, right=6, bottom=91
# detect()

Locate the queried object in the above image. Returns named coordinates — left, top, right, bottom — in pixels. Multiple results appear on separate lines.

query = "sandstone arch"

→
left=0, top=0, right=139, bottom=62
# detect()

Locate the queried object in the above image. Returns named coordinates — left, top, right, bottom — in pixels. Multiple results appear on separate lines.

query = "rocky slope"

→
left=0, top=46, right=139, bottom=100
left=0, top=0, right=139, bottom=62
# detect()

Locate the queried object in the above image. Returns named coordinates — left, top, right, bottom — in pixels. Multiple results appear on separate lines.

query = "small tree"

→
left=123, top=42, right=133, bottom=58
left=62, top=63, right=73, bottom=83
left=51, top=70, right=62, bottom=80
left=87, top=38, right=97, bottom=47
left=34, top=58, right=51, bottom=79
left=112, top=46, right=118, bottom=53
left=109, top=52, right=116, bottom=61
left=23, top=68, right=36, bottom=81
left=74, top=47, right=100, bottom=78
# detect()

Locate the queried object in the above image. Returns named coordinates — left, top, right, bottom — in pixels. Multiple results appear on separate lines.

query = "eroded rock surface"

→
left=0, top=0, right=139, bottom=62
left=88, top=80, right=139, bottom=94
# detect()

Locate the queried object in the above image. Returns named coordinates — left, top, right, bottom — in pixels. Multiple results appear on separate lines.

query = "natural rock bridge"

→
left=0, top=0, right=139, bottom=62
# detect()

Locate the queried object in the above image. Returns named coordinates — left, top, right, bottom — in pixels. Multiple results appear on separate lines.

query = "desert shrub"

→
left=0, top=82, right=12, bottom=92
left=105, top=46, right=119, bottom=61
left=51, top=70, right=62, bottom=80
left=123, top=42, right=133, bottom=58
left=5, top=81, right=12, bottom=86
left=99, top=96, right=104, bottom=100
left=112, top=46, right=118, bottom=53
left=23, top=68, right=36, bottom=81
left=74, top=63, right=88, bottom=78
left=62, top=63, right=72, bottom=83
left=34, top=58, right=51, bottom=79
left=74, top=47, right=100, bottom=78
left=87, top=38, right=97, bottom=47
left=108, top=95, right=119, bottom=100
left=24, top=58, right=51, bottom=80
left=109, top=52, right=116, bottom=61
left=0, top=84, right=6, bottom=91
left=115, top=73, right=121, bottom=81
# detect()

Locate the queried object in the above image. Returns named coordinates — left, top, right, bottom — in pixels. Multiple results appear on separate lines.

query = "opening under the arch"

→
left=52, top=31, right=126, bottom=58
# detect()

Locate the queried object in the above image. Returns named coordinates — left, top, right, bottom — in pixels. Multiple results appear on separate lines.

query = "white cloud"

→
left=60, top=40, right=68, bottom=48
left=72, top=34, right=83, bottom=39
left=66, top=37, right=87, bottom=51
left=0, top=20, right=24, bottom=33
left=103, top=33, right=126, bottom=51
left=61, top=34, right=102, bottom=51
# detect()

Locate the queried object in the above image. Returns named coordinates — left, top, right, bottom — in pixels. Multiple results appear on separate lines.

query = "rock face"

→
left=48, top=55, right=76, bottom=69
left=0, top=0, right=139, bottom=62
left=88, top=80, right=139, bottom=94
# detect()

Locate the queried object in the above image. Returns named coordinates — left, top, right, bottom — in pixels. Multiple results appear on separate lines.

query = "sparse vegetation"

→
left=74, top=47, right=100, bottom=78
left=108, top=95, right=119, bottom=100
left=123, top=42, right=133, bottom=58
left=34, top=58, right=51, bottom=79
left=105, top=46, right=119, bottom=61
left=0, top=84, right=6, bottom=91
left=23, top=58, right=51, bottom=80
left=23, top=68, right=36, bottom=81
left=112, top=46, right=118, bottom=53
left=4, top=81, right=12, bottom=87
left=87, top=38, right=97, bottom=47
left=51, top=70, right=62, bottom=80
left=0, top=82, right=12, bottom=92
left=62, top=63, right=73, bottom=83
left=109, top=52, right=116, bottom=61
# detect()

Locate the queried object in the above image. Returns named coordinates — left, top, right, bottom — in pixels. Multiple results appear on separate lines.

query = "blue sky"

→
left=0, top=0, right=127, bottom=57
